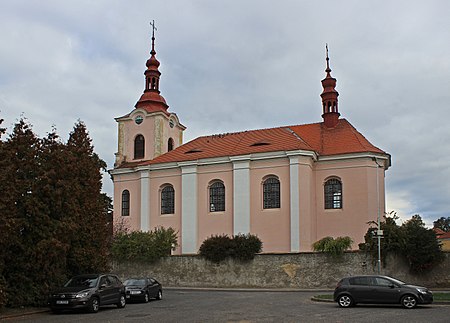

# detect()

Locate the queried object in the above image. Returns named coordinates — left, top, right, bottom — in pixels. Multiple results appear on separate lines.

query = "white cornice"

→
left=318, top=152, right=391, bottom=169
left=111, top=150, right=388, bottom=175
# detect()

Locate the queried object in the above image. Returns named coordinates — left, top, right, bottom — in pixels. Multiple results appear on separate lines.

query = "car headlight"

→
left=416, top=288, right=428, bottom=294
left=76, top=291, right=90, bottom=298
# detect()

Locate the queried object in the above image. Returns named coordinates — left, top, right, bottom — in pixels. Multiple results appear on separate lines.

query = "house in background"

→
left=434, top=228, right=450, bottom=251
left=109, top=32, right=391, bottom=254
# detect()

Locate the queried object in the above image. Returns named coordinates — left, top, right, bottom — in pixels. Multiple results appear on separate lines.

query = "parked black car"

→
left=124, top=277, right=162, bottom=303
left=49, top=274, right=126, bottom=313
left=334, top=275, right=433, bottom=309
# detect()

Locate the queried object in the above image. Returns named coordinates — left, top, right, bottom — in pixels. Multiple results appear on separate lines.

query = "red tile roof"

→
left=119, top=118, right=386, bottom=168
left=434, top=228, right=450, bottom=239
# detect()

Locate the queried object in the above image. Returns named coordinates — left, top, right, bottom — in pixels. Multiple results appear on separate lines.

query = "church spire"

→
left=145, top=20, right=161, bottom=93
left=321, top=44, right=340, bottom=128
left=135, top=20, right=169, bottom=112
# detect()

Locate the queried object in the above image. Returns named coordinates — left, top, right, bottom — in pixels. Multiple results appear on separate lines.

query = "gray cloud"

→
left=1, top=0, right=449, bottom=226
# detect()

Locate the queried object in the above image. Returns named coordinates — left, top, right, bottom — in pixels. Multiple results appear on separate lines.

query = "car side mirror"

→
left=100, top=283, right=107, bottom=289
left=389, top=284, right=396, bottom=288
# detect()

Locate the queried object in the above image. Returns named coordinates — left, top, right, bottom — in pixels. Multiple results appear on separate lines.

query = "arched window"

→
left=121, top=190, right=130, bottom=216
left=263, top=176, right=280, bottom=209
left=134, top=135, right=145, bottom=159
left=161, top=185, right=175, bottom=214
left=324, top=178, right=342, bottom=209
left=168, top=138, right=174, bottom=152
left=209, top=181, right=225, bottom=212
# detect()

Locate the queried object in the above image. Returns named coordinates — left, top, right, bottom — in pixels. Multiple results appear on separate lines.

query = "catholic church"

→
left=110, top=30, right=391, bottom=255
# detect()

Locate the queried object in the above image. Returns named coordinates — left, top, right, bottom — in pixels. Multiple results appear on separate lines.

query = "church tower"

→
left=321, top=45, right=340, bottom=128
left=114, top=22, right=185, bottom=167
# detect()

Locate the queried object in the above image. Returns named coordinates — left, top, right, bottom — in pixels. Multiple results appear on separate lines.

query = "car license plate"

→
left=56, top=300, right=69, bottom=305
left=131, top=291, right=141, bottom=295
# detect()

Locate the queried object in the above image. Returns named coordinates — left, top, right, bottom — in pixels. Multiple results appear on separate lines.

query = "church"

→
left=110, top=30, right=390, bottom=255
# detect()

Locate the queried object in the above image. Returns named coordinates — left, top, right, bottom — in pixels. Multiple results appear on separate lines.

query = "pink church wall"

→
left=249, top=159, right=291, bottom=253
left=113, top=172, right=142, bottom=231
left=112, top=155, right=387, bottom=255
left=197, top=164, right=234, bottom=247
left=149, top=168, right=182, bottom=254
left=314, top=158, right=385, bottom=248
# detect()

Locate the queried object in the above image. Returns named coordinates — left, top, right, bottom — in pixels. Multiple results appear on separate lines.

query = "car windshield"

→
left=124, top=279, right=146, bottom=286
left=64, top=276, right=99, bottom=288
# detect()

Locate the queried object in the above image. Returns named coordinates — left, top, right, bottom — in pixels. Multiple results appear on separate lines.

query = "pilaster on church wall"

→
left=154, top=117, right=163, bottom=158
left=115, top=122, right=125, bottom=165
left=296, top=156, right=316, bottom=252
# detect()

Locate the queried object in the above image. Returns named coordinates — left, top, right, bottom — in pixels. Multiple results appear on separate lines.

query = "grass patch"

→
left=433, top=292, right=450, bottom=301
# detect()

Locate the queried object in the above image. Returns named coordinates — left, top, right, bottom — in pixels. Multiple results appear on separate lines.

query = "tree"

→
left=360, top=213, right=444, bottom=273
left=403, top=215, right=444, bottom=273
left=63, top=121, right=110, bottom=275
left=360, top=212, right=404, bottom=265
left=0, top=118, right=42, bottom=305
left=433, top=217, right=450, bottom=232
left=0, top=117, right=111, bottom=307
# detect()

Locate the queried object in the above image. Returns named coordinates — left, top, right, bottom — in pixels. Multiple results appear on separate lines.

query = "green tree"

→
left=0, top=118, right=44, bottom=305
left=360, top=213, right=444, bottom=273
left=63, top=121, right=110, bottom=275
left=360, top=212, right=404, bottom=265
left=0, top=117, right=112, bottom=307
left=402, top=215, right=444, bottom=273
left=433, top=217, right=450, bottom=232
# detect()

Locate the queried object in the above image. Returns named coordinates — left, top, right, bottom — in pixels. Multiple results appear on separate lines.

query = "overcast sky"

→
left=1, top=0, right=449, bottom=226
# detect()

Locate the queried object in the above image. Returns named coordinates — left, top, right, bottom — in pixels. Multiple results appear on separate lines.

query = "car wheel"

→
left=88, top=297, right=99, bottom=313
left=337, top=295, right=353, bottom=308
left=156, top=290, right=162, bottom=300
left=144, top=292, right=149, bottom=303
left=117, top=294, right=126, bottom=308
left=401, top=294, right=417, bottom=309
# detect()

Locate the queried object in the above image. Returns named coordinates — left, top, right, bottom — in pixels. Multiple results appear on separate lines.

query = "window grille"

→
left=134, top=135, right=145, bottom=159
left=121, top=190, right=130, bottom=216
left=263, top=177, right=280, bottom=209
left=324, top=178, right=342, bottom=209
left=209, top=181, right=225, bottom=212
left=161, top=185, right=175, bottom=214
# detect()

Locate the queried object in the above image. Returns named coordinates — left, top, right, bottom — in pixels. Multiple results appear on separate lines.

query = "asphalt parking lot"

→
left=3, top=289, right=450, bottom=323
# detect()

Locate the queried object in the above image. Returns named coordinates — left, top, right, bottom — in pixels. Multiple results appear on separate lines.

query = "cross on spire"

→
left=150, top=20, right=157, bottom=54
left=325, top=43, right=331, bottom=75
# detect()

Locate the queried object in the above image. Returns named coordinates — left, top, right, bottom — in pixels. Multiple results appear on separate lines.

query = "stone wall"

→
left=111, top=252, right=450, bottom=289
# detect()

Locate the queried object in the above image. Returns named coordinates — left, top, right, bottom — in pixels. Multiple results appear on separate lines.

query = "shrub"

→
left=199, top=234, right=235, bottom=263
left=312, top=236, right=353, bottom=256
left=232, top=233, right=263, bottom=261
left=199, top=234, right=262, bottom=263
left=111, top=227, right=178, bottom=263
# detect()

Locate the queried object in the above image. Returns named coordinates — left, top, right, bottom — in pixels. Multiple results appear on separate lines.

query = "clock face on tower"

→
left=135, top=115, right=143, bottom=125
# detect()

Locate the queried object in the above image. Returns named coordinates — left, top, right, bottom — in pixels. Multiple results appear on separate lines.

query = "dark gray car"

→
left=49, top=274, right=126, bottom=313
left=333, top=275, right=433, bottom=309
left=124, top=277, right=162, bottom=303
